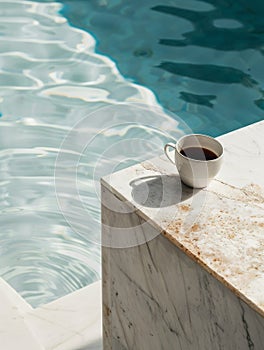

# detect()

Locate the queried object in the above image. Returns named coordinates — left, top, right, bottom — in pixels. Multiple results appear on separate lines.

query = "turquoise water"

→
left=60, top=0, right=264, bottom=136
left=0, top=0, right=184, bottom=307
left=0, top=0, right=263, bottom=308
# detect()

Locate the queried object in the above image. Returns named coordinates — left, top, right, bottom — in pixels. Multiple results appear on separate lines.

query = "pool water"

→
left=0, top=0, right=263, bottom=308
left=60, top=0, right=264, bottom=136
left=0, top=0, right=183, bottom=307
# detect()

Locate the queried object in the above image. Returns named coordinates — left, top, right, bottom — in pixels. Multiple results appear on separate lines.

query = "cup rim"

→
left=176, top=133, right=224, bottom=163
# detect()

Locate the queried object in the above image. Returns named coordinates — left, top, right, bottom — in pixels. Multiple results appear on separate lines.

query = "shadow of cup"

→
left=130, top=174, right=201, bottom=208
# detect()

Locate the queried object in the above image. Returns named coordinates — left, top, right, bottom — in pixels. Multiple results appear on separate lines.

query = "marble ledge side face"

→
left=101, top=120, right=264, bottom=318
left=102, top=183, right=264, bottom=350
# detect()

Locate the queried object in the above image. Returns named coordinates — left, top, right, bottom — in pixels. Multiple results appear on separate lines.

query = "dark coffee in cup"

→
left=180, top=147, right=218, bottom=161
left=164, top=134, right=224, bottom=188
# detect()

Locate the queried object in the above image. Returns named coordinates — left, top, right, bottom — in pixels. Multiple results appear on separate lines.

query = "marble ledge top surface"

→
left=102, top=120, right=264, bottom=318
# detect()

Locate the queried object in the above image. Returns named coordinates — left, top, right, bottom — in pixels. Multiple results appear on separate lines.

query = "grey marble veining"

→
left=102, top=121, right=264, bottom=349
left=102, top=121, right=264, bottom=316
left=102, top=184, right=264, bottom=350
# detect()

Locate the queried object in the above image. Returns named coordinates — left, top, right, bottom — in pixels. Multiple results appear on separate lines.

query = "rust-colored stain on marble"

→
left=158, top=181, right=264, bottom=317
left=104, top=305, right=112, bottom=317
left=190, top=223, right=201, bottom=232
left=165, top=219, right=182, bottom=234
left=178, top=204, right=191, bottom=212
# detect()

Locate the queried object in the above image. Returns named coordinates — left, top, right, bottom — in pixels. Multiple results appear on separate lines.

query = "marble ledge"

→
left=26, top=280, right=102, bottom=350
left=102, top=120, right=264, bottom=318
left=0, top=277, right=102, bottom=350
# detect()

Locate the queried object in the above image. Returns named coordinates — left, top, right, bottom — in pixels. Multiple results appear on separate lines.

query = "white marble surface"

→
left=0, top=278, right=44, bottom=350
left=102, top=183, right=264, bottom=350
left=102, top=120, right=264, bottom=317
left=26, top=280, right=102, bottom=350
left=0, top=277, right=102, bottom=350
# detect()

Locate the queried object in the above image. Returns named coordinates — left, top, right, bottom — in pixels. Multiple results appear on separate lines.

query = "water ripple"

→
left=0, top=0, right=183, bottom=307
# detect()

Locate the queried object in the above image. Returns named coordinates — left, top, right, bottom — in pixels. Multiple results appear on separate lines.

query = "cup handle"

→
left=164, top=143, right=176, bottom=165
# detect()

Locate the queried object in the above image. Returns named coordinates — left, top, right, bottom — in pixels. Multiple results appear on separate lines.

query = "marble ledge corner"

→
left=102, top=182, right=264, bottom=350
left=102, top=121, right=264, bottom=350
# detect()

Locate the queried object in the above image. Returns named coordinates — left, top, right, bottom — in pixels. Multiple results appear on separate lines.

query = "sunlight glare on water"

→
left=0, top=0, right=184, bottom=307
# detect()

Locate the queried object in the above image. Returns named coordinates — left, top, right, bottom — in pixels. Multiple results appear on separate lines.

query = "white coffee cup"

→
left=164, top=134, right=224, bottom=188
